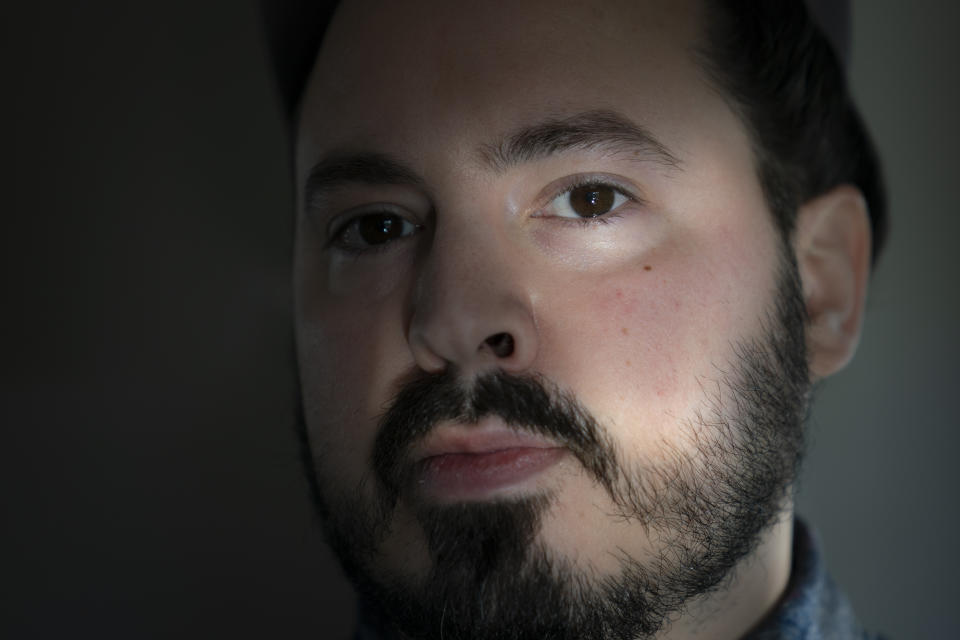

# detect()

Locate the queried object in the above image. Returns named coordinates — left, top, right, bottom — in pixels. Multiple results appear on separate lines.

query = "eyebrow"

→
left=304, top=109, right=680, bottom=206
left=305, top=152, right=427, bottom=208
left=479, top=109, right=681, bottom=172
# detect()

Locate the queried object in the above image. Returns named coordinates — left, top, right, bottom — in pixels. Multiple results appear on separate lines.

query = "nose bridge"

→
left=407, top=213, right=538, bottom=376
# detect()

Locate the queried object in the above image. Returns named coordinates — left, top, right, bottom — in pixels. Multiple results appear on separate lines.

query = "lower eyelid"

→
left=553, top=211, right=626, bottom=227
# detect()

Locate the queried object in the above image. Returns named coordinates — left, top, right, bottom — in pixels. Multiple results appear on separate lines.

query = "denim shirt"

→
left=744, top=519, right=884, bottom=640
left=356, top=519, right=883, bottom=640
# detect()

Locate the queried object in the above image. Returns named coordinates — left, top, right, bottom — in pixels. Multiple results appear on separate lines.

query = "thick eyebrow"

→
left=304, top=152, right=427, bottom=210
left=478, top=109, right=681, bottom=172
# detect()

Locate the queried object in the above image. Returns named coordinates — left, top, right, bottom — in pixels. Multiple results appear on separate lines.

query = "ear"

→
left=793, top=184, right=872, bottom=380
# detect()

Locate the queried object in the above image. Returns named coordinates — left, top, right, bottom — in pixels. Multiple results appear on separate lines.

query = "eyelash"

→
left=553, top=210, right=625, bottom=228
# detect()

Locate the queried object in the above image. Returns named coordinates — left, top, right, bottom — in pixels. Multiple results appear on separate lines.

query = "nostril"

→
left=484, top=332, right=515, bottom=358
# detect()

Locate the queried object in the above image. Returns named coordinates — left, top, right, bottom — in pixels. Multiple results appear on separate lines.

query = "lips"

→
left=409, top=419, right=567, bottom=502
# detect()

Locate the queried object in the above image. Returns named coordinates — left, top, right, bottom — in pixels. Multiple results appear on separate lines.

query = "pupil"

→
left=570, top=185, right=614, bottom=217
left=359, top=214, right=403, bottom=245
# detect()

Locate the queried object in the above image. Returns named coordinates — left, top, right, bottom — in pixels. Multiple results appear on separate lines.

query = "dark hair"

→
left=260, top=0, right=887, bottom=264
left=698, top=1, right=887, bottom=264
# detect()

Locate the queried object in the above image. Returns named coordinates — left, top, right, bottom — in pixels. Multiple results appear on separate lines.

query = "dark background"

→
left=3, top=1, right=957, bottom=638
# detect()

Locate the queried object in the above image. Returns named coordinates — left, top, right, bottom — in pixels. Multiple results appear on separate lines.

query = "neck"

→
left=657, top=511, right=794, bottom=640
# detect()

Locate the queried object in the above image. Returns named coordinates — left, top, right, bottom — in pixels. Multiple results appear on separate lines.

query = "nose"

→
left=407, top=229, right=539, bottom=378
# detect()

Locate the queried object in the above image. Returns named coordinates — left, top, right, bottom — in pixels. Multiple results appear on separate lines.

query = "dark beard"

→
left=297, top=253, right=810, bottom=640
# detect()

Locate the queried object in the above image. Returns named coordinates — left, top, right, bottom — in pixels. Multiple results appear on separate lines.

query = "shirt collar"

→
left=744, top=518, right=873, bottom=639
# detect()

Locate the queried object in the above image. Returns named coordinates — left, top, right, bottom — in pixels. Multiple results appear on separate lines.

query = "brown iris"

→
left=568, top=184, right=616, bottom=218
left=357, top=213, right=404, bottom=245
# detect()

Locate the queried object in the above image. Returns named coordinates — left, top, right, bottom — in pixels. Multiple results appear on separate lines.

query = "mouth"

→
left=409, top=419, right=568, bottom=502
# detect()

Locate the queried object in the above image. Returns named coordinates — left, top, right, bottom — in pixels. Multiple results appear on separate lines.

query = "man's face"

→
left=294, top=0, right=809, bottom=637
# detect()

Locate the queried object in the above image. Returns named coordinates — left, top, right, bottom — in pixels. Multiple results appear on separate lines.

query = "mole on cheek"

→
left=621, top=327, right=629, bottom=335
left=644, top=265, right=652, bottom=271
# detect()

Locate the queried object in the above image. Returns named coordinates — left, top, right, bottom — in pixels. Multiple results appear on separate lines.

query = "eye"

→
left=546, top=182, right=630, bottom=220
left=329, top=211, right=422, bottom=254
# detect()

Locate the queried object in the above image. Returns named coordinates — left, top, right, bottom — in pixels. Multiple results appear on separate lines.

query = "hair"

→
left=260, top=0, right=888, bottom=264
left=698, top=1, right=887, bottom=265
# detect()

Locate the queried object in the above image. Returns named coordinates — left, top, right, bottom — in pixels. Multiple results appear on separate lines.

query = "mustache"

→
left=372, top=367, right=622, bottom=506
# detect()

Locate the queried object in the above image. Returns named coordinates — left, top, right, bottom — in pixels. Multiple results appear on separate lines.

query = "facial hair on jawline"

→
left=297, top=250, right=810, bottom=640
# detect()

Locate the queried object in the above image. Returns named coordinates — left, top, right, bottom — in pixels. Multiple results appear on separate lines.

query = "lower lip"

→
left=414, top=447, right=566, bottom=501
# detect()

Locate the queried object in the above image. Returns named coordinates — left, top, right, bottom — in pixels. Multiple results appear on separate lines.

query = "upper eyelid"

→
left=560, top=173, right=640, bottom=195
left=557, top=180, right=634, bottom=200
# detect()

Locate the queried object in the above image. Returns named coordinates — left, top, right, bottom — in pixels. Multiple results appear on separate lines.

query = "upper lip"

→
left=413, top=417, right=564, bottom=461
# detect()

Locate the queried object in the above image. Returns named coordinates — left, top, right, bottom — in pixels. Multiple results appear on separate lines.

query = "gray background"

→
left=795, top=2, right=960, bottom=638
left=3, top=1, right=957, bottom=638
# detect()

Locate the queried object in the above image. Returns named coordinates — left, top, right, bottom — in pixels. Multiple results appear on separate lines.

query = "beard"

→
left=297, top=252, right=810, bottom=640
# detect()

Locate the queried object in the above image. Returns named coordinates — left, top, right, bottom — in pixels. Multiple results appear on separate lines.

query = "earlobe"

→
left=793, top=185, right=872, bottom=380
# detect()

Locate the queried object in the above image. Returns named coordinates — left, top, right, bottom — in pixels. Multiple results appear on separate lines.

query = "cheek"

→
left=297, top=333, right=370, bottom=486
left=554, top=270, right=689, bottom=411
left=296, top=287, right=410, bottom=488
left=294, top=219, right=419, bottom=469
left=539, top=238, right=775, bottom=455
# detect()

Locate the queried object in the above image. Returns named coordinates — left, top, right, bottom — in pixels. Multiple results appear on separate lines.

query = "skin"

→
left=293, top=0, right=871, bottom=637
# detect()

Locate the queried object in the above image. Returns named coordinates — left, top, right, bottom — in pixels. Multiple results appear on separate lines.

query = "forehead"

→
left=297, top=0, right=717, bottom=164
